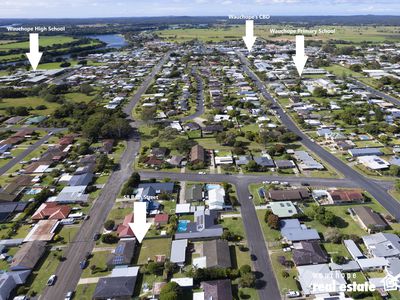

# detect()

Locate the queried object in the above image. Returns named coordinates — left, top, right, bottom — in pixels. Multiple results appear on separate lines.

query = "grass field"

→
left=0, top=36, right=76, bottom=50
left=74, top=283, right=96, bottom=300
left=0, top=97, right=58, bottom=115
left=157, top=25, right=400, bottom=43
left=136, top=238, right=172, bottom=265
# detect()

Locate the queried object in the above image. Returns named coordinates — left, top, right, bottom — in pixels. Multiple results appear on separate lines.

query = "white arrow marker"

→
left=128, top=202, right=151, bottom=243
left=292, top=35, right=308, bottom=77
left=26, top=33, right=43, bottom=71
left=242, top=20, right=257, bottom=53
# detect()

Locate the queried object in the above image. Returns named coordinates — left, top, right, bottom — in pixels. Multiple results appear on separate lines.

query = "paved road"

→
left=0, top=128, right=65, bottom=176
left=181, top=66, right=205, bottom=121
left=40, top=52, right=171, bottom=300
left=352, top=78, right=400, bottom=106
left=236, top=50, right=400, bottom=220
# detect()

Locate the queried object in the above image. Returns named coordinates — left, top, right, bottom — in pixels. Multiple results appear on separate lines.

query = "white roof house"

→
left=298, top=264, right=346, bottom=296
left=357, top=155, right=390, bottom=170
left=206, top=187, right=225, bottom=210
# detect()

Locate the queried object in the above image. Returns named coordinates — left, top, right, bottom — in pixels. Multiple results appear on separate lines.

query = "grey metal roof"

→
left=362, top=233, right=400, bottom=258
left=93, top=276, right=136, bottom=299
left=170, top=239, right=188, bottom=264
left=348, top=148, right=383, bottom=157
left=344, top=239, right=364, bottom=260
left=68, top=173, right=93, bottom=187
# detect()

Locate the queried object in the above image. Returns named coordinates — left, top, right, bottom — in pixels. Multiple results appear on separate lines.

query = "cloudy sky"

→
left=1, top=0, right=399, bottom=18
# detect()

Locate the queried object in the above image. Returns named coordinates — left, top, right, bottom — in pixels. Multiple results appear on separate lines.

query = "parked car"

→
left=250, top=254, right=257, bottom=261
left=93, top=233, right=101, bottom=241
left=286, top=291, right=300, bottom=298
left=47, top=275, right=57, bottom=286
left=84, top=215, right=90, bottom=220
left=80, top=259, right=88, bottom=269
left=64, top=291, right=73, bottom=300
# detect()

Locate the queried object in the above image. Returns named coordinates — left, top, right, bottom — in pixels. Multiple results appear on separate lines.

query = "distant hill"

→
left=0, top=15, right=400, bottom=26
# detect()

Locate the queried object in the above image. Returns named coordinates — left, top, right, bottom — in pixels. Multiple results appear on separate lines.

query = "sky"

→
left=0, top=0, right=399, bottom=18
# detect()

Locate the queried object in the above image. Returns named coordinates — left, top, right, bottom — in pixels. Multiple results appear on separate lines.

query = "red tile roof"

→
left=32, top=203, right=71, bottom=220
left=154, top=213, right=169, bottom=223
left=116, top=213, right=135, bottom=238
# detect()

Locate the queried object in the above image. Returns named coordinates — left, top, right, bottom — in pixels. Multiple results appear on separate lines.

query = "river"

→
left=86, top=34, right=128, bottom=49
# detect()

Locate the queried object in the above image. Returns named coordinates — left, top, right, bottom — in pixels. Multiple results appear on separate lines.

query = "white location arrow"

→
left=242, top=20, right=257, bottom=53
left=292, top=35, right=308, bottom=77
left=128, top=202, right=151, bottom=243
left=26, top=33, right=43, bottom=71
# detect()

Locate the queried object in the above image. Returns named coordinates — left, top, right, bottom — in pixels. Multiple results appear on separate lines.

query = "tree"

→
left=313, top=86, right=328, bottom=97
left=80, top=84, right=94, bottom=95
left=104, top=220, right=115, bottom=230
left=101, top=233, right=118, bottom=244
left=267, top=214, right=280, bottom=230
left=160, top=282, right=180, bottom=300
left=324, top=228, right=342, bottom=244
left=240, top=264, right=252, bottom=275
left=239, top=272, right=256, bottom=288
left=141, top=106, right=157, bottom=121
left=245, top=160, right=258, bottom=172
left=389, top=165, right=400, bottom=177
left=332, top=255, right=346, bottom=264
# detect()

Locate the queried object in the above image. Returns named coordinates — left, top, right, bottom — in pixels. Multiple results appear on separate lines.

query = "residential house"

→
left=352, top=206, right=387, bottom=233
left=207, top=186, right=225, bottom=210
left=268, top=189, right=310, bottom=201
left=10, top=241, right=46, bottom=271
left=31, top=203, right=71, bottom=220
left=23, top=219, right=59, bottom=242
left=107, top=239, right=136, bottom=268
left=292, top=241, right=328, bottom=266
left=186, top=184, right=203, bottom=202
left=193, top=239, right=231, bottom=269
left=174, top=209, right=223, bottom=240
left=348, top=148, right=383, bottom=157
left=190, top=144, right=206, bottom=164
left=280, top=219, right=320, bottom=243
left=93, top=276, right=137, bottom=300
left=297, top=264, right=346, bottom=296
left=154, top=213, right=169, bottom=226
left=362, top=233, right=400, bottom=258
left=327, top=189, right=364, bottom=205
left=267, top=201, right=297, bottom=218
left=197, top=279, right=233, bottom=300
left=116, top=213, right=135, bottom=238
left=170, top=239, right=188, bottom=267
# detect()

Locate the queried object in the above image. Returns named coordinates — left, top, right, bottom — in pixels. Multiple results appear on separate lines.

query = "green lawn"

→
left=64, top=92, right=95, bottom=104
left=0, top=36, right=76, bottom=50
left=136, top=238, right=172, bottom=265
left=73, top=283, right=97, bottom=300
left=0, top=97, right=59, bottom=115
left=219, top=217, right=246, bottom=240
left=256, top=210, right=282, bottom=249
left=81, top=251, right=111, bottom=278
left=270, top=251, right=299, bottom=293
left=26, top=249, right=64, bottom=295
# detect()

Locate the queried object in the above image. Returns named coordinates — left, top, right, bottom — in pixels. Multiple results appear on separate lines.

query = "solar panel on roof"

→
left=115, top=244, right=125, bottom=254
left=113, top=256, right=124, bottom=265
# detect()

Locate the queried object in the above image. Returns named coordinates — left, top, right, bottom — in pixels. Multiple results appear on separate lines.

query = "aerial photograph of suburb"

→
left=1, top=1, right=400, bottom=300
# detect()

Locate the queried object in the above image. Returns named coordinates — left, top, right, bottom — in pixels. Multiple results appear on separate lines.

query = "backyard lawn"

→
left=136, top=238, right=172, bottom=265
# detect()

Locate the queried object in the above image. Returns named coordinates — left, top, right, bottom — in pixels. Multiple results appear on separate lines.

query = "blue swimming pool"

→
left=206, top=184, right=221, bottom=191
left=177, top=220, right=189, bottom=232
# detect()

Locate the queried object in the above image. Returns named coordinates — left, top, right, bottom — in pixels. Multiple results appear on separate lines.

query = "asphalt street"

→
left=40, top=52, right=171, bottom=300
left=181, top=66, right=205, bottom=121
left=0, top=128, right=65, bottom=176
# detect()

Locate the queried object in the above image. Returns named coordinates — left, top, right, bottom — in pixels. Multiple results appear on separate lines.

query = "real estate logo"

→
left=382, top=274, right=400, bottom=291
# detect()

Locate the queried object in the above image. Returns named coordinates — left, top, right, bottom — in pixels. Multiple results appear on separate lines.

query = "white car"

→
left=47, top=274, right=56, bottom=286
left=271, top=181, right=280, bottom=185
left=286, top=291, right=300, bottom=298
left=64, top=291, right=73, bottom=300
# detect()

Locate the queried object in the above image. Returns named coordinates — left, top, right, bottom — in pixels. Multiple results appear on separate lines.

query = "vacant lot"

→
left=136, top=238, right=172, bottom=265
